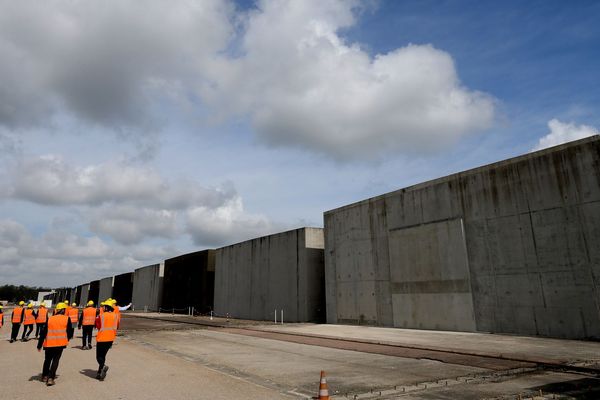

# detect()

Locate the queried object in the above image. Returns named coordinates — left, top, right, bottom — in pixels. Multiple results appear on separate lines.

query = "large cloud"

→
left=205, top=0, right=496, bottom=159
left=0, top=0, right=495, bottom=160
left=0, top=219, right=176, bottom=287
left=0, top=0, right=232, bottom=129
left=533, top=119, right=599, bottom=151
left=3, top=155, right=279, bottom=247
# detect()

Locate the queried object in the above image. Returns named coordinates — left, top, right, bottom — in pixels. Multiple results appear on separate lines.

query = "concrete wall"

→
left=88, top=280, right=99, bottom=305
left=214, top=227, right=325, bottom=322
left=162, top=250, right=215, bottom=313
left=80, top=284, right=90, bottom=306
left=325, top=137, right=600, bottom=339
left=132, top=263, right=164, bottom=312
left=98, top=277, right=114, bottom=302
left=113, top=272, right=134, bottom=305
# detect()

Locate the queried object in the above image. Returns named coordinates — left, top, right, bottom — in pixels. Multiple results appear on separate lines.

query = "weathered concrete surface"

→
left=162, top=250, right=215, bottom=314
left=98, top=277, right=114, bottom=302
left=79, top=284, right=89, bottom=306
left=325, top=136, right=600, bottom=339
left=132, top=263, right=164, bottom=312
left=214, top=227, right=325, bottom=322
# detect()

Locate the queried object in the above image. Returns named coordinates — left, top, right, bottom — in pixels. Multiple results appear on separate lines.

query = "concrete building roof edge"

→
left=215, top=226, right=324, bottom=250
left=324, top=135, right=600, bottom=216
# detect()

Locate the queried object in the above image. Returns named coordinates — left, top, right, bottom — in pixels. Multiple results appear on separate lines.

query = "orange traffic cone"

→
left=317, top=370, right=330, bottom=400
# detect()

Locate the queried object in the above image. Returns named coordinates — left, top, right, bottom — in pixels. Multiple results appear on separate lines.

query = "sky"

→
left=0, top=0, right=599, bottom=288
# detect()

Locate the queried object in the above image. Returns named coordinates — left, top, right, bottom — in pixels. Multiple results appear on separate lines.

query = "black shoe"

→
left=9, top=339, right=14, bottom=343
left=99, top=365, right=109, bottom=380
left=46, top=378, right=55, bottom=386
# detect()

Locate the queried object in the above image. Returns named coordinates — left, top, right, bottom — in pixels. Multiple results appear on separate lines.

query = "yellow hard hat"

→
left=110, top=299, right=117, bottom=305
left=40, top=303, right=46, bottom=307
left=71, top=303, right=77, bottom=307
left=87, top=300, right=94, bottom=306
left=19, top=301, right=25, bottom=306
left=55, top=303, right=67, bottom=311
left=28, top=303, right=33, bottom=308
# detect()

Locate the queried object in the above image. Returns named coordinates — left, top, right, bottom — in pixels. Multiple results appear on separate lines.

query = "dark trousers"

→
left=82, top=326, right=94, bottom=347
left=42, top=347, right=64, bottom=379
left=96, top=341, right=113, bottom=372
left=35, top=323, right=46, bottom=338
left=22, top=324, right=34, bottom=339
left=11, top=323, right=21, bottom=340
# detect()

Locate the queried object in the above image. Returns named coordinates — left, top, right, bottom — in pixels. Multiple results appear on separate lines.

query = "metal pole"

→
left=275, top=309, right=277, bottom=324
left=210, top=310, right=213, bottom=320
left=281, top=309, right=283, bottom=324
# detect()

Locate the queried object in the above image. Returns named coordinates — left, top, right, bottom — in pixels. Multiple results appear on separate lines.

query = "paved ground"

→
left=1, top=312, right=599, bottom=399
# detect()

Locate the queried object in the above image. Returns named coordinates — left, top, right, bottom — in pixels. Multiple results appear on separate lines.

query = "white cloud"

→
left=0, top=219, right=178, bottom=287
left=8, top=155, right=233, bottom=209
left=186, top=197, right=283, bottom=247
left=533, top=119, right=599, bottom=151
left=0, top=0, right=495, bottom=160
left=203, top=0, right=496, bottom=160
left=89, top=206, right=179, bottom=245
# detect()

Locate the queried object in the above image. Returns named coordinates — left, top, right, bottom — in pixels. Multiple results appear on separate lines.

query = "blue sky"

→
left=0, top=0, right=598, bottom=287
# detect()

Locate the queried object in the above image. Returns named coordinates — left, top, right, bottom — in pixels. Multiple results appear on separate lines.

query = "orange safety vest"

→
left=114, top=306, right=121, bottom=325
left=0, top=312, right=3, bottom=328
left=96, top=312, right=117, bottom=343
left=36, top=308, right=48, bottom=323
left=23, top=309, right=35, bottom=325
left=67, top=307, right=79, bottom=324
left=43, top=315, right=69, bottom=348
left=82, top=307, right=96, bottom=326
left=12, top=307, right=24, bottom=323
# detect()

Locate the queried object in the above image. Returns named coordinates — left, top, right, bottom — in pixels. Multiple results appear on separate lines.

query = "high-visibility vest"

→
left=23, top=309, right=35, bottom=325
left=12, top=307, right=24, bottom=323
left=82, top=307, right=96, bottom=326
left=0, top=312, right=3, bottom=328
left=96, top=312, right=117, bottom=343
left=43, top=315, right=69, bottom=348
left=67, top=307, right=79, bottom=324
left=36, top=308, right=48, bottom=323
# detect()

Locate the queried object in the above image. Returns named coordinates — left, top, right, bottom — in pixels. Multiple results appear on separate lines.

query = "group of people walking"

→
left=1, top=298, right=121, bottom=386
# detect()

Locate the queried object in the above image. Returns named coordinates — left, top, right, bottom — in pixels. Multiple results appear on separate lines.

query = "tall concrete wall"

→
left=325, top=137, right=600, bottom=339
left=80, top=284, right=90, bottom=306
left=98, top=277, right=113, bottom=302
left=162, top=250, right=215, bottom=313
left=214, top=227, right=325, bottom=322
left=88, top=280, right=99, bottom=305
left=113, top=272, right=134, bottom=305
left=132, top=263, right=164, bottom=311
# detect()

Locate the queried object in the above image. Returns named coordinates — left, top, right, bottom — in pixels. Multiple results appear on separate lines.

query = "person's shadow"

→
left=79, top=369, right=98, bottom=380
left=28, top=373, right=60, bottom=381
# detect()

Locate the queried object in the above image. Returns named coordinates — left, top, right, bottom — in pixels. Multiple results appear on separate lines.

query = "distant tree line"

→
left=0, top=285, right=51, bottom=303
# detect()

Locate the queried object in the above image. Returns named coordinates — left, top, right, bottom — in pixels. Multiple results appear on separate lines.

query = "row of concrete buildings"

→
left=46, top=137, right=600, bottom=340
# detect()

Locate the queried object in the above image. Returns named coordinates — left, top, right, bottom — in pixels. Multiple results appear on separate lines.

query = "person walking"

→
left=10, top=301, right=25, bottom=343
left=21, top=303, right=36, bottom=341
left=37, top=302, right=73, bottom=386
left=35, top=303, right=49, bottom=339
left=67, top=303, right=79, bottom=334
left=0, top=304, right=4, bottom=329
left=79, top=301, right=97, bottom=349
left=95, top=301, right=118, bottom=380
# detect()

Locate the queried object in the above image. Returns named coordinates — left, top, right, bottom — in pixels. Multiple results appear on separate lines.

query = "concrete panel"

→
left=98, top=277, right=114, bottom=302
left=214, top=228, right=324, bottom=322
left=392, top=293, right=476, bottom=331
left=113, top=272, right=134, bottom=305
left=88, top=280, right=100, bottom=305
left=80, top=284, right=90, bottom=306
left=132, top=263, right=164, bottom=312
left=162, top=250, right=215, bottom=313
